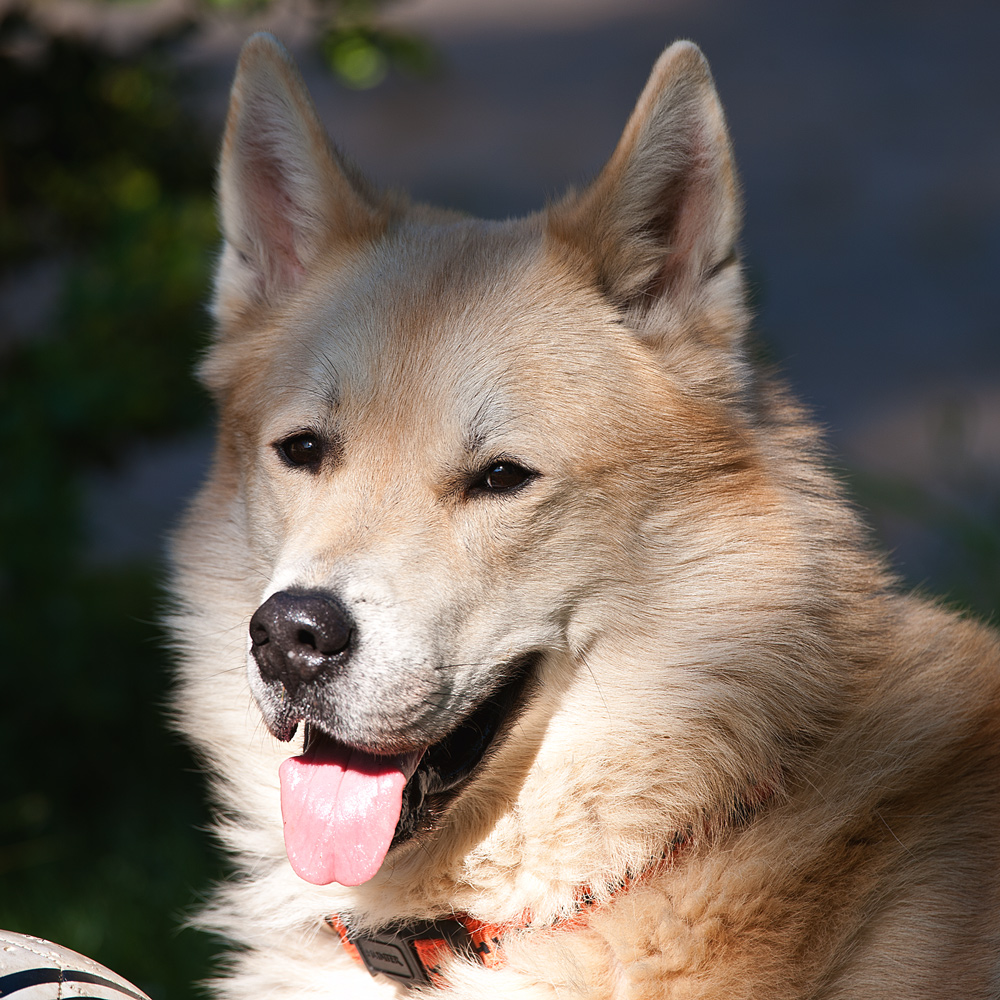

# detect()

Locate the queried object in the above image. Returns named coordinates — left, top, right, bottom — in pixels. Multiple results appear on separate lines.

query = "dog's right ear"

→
left=547, top=42, right=746, bottom=363
left=213, top=33, right=385, bottom=327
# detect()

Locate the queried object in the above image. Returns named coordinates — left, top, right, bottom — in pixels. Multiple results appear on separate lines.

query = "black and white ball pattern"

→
left=0, top=931, right=151, bottom=999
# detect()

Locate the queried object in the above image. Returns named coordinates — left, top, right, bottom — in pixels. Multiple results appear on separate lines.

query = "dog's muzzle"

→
left=247, top=587, right=541, bottom=879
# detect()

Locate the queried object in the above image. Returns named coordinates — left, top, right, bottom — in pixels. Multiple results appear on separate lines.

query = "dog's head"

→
left=186, top=34, right=821, bottom=896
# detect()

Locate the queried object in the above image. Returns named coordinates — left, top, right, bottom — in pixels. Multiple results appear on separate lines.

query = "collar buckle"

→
left=345, top=919, right=474, bottom=987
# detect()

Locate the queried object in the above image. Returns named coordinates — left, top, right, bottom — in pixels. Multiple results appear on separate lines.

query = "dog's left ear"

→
left=548, top=41, right=746, bottom=356
left=213, top=33, right=388, bottom=328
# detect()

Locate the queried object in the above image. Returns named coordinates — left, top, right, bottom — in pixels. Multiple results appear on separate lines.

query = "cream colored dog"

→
left=170, top=32, right=1000, bottom=998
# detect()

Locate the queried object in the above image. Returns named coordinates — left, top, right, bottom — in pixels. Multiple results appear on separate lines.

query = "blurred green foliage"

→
left=0, top=15, right=220, bottom=1000
left=321, top=0, right=438, bottom=89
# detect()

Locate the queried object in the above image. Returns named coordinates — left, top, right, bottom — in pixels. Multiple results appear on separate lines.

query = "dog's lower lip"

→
left=391, top=651, right=540, bottom=848
left=273, top=720, right=300, bottom=743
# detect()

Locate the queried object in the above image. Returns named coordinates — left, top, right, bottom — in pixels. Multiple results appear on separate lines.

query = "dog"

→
left=169, top=32, right=1000, bottom=998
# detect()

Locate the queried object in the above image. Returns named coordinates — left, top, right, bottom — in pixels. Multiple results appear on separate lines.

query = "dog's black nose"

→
left=249, top=590, right=353, bottom=693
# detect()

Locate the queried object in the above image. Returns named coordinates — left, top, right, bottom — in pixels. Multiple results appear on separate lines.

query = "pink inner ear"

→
left=241, top=138, right=308, bottom=298
left=646, top=132, right=721, bottom=301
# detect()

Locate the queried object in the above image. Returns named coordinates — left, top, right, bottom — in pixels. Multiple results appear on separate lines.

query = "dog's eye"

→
left=276, top=432, right=323, bottom=469
left=469, top=461, right=536, bottom=496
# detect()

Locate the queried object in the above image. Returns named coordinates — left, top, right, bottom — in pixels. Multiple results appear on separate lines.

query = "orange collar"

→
left=327, top=774, right=778, bottom=989
left=326, top=842, right=685, bottom=988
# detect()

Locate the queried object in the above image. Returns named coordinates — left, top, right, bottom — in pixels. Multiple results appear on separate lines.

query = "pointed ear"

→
left=548, top=41, right=746, bottom=354
left=214, top=33, right=387, bottom=326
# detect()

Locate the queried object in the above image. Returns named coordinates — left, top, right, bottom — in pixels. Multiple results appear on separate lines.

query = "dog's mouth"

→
left=276, top=653, right=538, bottom=886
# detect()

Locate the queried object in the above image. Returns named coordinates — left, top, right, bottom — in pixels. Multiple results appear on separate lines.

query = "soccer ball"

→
left=0, top=930, right=151, bottom=999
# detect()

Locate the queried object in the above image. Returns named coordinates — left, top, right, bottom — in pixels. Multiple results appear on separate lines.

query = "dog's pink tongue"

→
left=278, top=741, right=410, bottom=886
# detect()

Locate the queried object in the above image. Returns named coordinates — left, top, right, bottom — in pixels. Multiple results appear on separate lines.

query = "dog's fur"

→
left=169, top=33, right=1000, bottom=999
